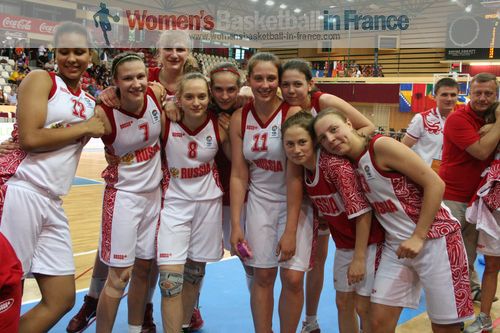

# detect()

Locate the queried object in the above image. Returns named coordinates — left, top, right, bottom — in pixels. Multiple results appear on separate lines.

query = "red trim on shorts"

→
left=446, top=230, right=474, bottom=318
left=308, top=210, right=319, bottom=270
left=0, top=147, right=27, bottom=187
left=101, top=186, right=118, bottom=264
left=374, top=242, right=383, bottom=273
left=154, top=212, right=161, bottom=260
left=161, top=164, right=170, bottom=198
left=0, top=185, right=8, bottom=224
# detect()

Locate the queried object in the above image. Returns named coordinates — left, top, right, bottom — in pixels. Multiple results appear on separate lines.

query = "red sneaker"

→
left=141, top=303, right=156, bottom=333
left=189, top=307, right=204, bottom=331
left=66, top=295, right=98, bottom=333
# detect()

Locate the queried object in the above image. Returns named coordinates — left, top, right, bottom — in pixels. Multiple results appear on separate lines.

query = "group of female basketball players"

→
left=0, top=20, right=494, bottom=333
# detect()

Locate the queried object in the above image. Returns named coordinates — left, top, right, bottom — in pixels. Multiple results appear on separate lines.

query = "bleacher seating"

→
left=193, top=52, right=243, bottom=81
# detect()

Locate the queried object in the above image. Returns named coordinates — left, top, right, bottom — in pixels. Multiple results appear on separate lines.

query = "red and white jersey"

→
left=162, top=115, right=223, bottom=201
left=148, top=67, right=175, bottom=100
left=355, top=135, right=460, bottom=245
left=242, top=101, right=290, bottom=202
left=405, top=108, right=445, bottom=165
left=3, top=72, right=94, bottom=196
left=101, top=87, right=163, bottom=193
left=309, top=91, right=323, bottom=117
left=305, top=149, right=383, bottom=249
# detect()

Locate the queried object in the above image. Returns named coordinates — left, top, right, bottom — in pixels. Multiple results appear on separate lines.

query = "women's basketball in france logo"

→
left=93, top=2, right=120, bottom=46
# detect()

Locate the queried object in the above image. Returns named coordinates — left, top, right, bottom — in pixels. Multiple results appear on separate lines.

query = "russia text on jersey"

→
left=253, top=159, right=283, bottom=172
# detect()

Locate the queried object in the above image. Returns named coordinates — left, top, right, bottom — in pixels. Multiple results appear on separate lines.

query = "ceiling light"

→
left=280, top=3, right=287, bottom=9
left=266, top=0, right=274, bottom=5
left=465, top=4, right=472, bottom=12
left=294, top=8, right=301, bottom=13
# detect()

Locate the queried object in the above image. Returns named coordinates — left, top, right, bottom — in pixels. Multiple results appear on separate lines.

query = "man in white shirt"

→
left=7, top=89, right=17, bottom=106
left=401, top=77, right=459, bottom=170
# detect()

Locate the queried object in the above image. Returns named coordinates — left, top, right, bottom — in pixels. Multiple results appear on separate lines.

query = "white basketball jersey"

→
left=242, top=101, right=290, bottom=202
left=100, top=87, right=162, bottom=193
left=163, top=115, right=223, bottom=201
left=7, top=72, right=95, bottom=196
left=405, top=108, right=445, bottom=165
left=356, top=135, right=460, bottom=245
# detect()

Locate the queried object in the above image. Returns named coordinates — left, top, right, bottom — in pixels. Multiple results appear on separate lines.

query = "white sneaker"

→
left=464, top=312, right=493, bottom=333
left=301, top=320, right=321, bottom=333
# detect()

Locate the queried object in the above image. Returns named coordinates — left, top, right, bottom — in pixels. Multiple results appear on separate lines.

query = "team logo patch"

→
left=0, top=298, right=14, bottom=314
left=120, top=120, right=133, bottom=129
left=269, top=125, right=280, bottom=138
left=172, top=132, right=184, bottom=138
left=205, top=135, right=215, bottom=149
left=120, top=152, right=135, bottom=164
left=49, top=121, right=69, bottom=129
left=363, top=165, right=375, bottom=180
left=169, top=167, right=180, bottom=178
left=150, top=109, right=160, bottom=123
left=84, top=97, right=94, bottom=109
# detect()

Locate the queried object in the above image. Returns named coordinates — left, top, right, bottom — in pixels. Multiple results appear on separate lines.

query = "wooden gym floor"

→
left=21, top=151, right=500, bottom=332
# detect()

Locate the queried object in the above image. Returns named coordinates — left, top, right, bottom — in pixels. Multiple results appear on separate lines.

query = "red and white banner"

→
left=0, top=13, right=58, bottom=35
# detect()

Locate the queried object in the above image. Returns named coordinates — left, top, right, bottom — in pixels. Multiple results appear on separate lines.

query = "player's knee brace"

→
left=159, top=271, right=183, bottom=298
left=183, top=261, right=205, bottom=285
left=104, top=268, right=131, bottom=298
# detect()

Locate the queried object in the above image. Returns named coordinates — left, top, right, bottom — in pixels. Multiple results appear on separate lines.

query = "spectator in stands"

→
left=401, top=77, right=459, bottom=171
left=37, top=45, right=47, bottom=67
left=7, top=69, right=20, bottom=85
left=47, top=45, right=54, bottom=62
left=440, top=72, right=500, bottom=303
left=0, top=88, right=6, bottom=105
left=44, top=59, right=55, bottom=72
left=7, top=88, right=17, bottom=106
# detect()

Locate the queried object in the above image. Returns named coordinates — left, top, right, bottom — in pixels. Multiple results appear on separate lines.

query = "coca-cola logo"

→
left=40, top=22, right=55, bottom=33
left=2, top=17, right=32, bottom=31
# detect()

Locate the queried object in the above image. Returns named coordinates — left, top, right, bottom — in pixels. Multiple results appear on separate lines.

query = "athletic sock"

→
left=128, top=324, right=142, bottom=333
left=305, top=315, right=317, bottom=324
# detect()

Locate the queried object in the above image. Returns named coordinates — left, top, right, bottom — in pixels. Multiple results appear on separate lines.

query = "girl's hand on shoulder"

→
left=218, top=112, right=231, bottom=132
left=97, top=86, right=120, bottom=108
left=164, top=100, right=182, bottom=122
